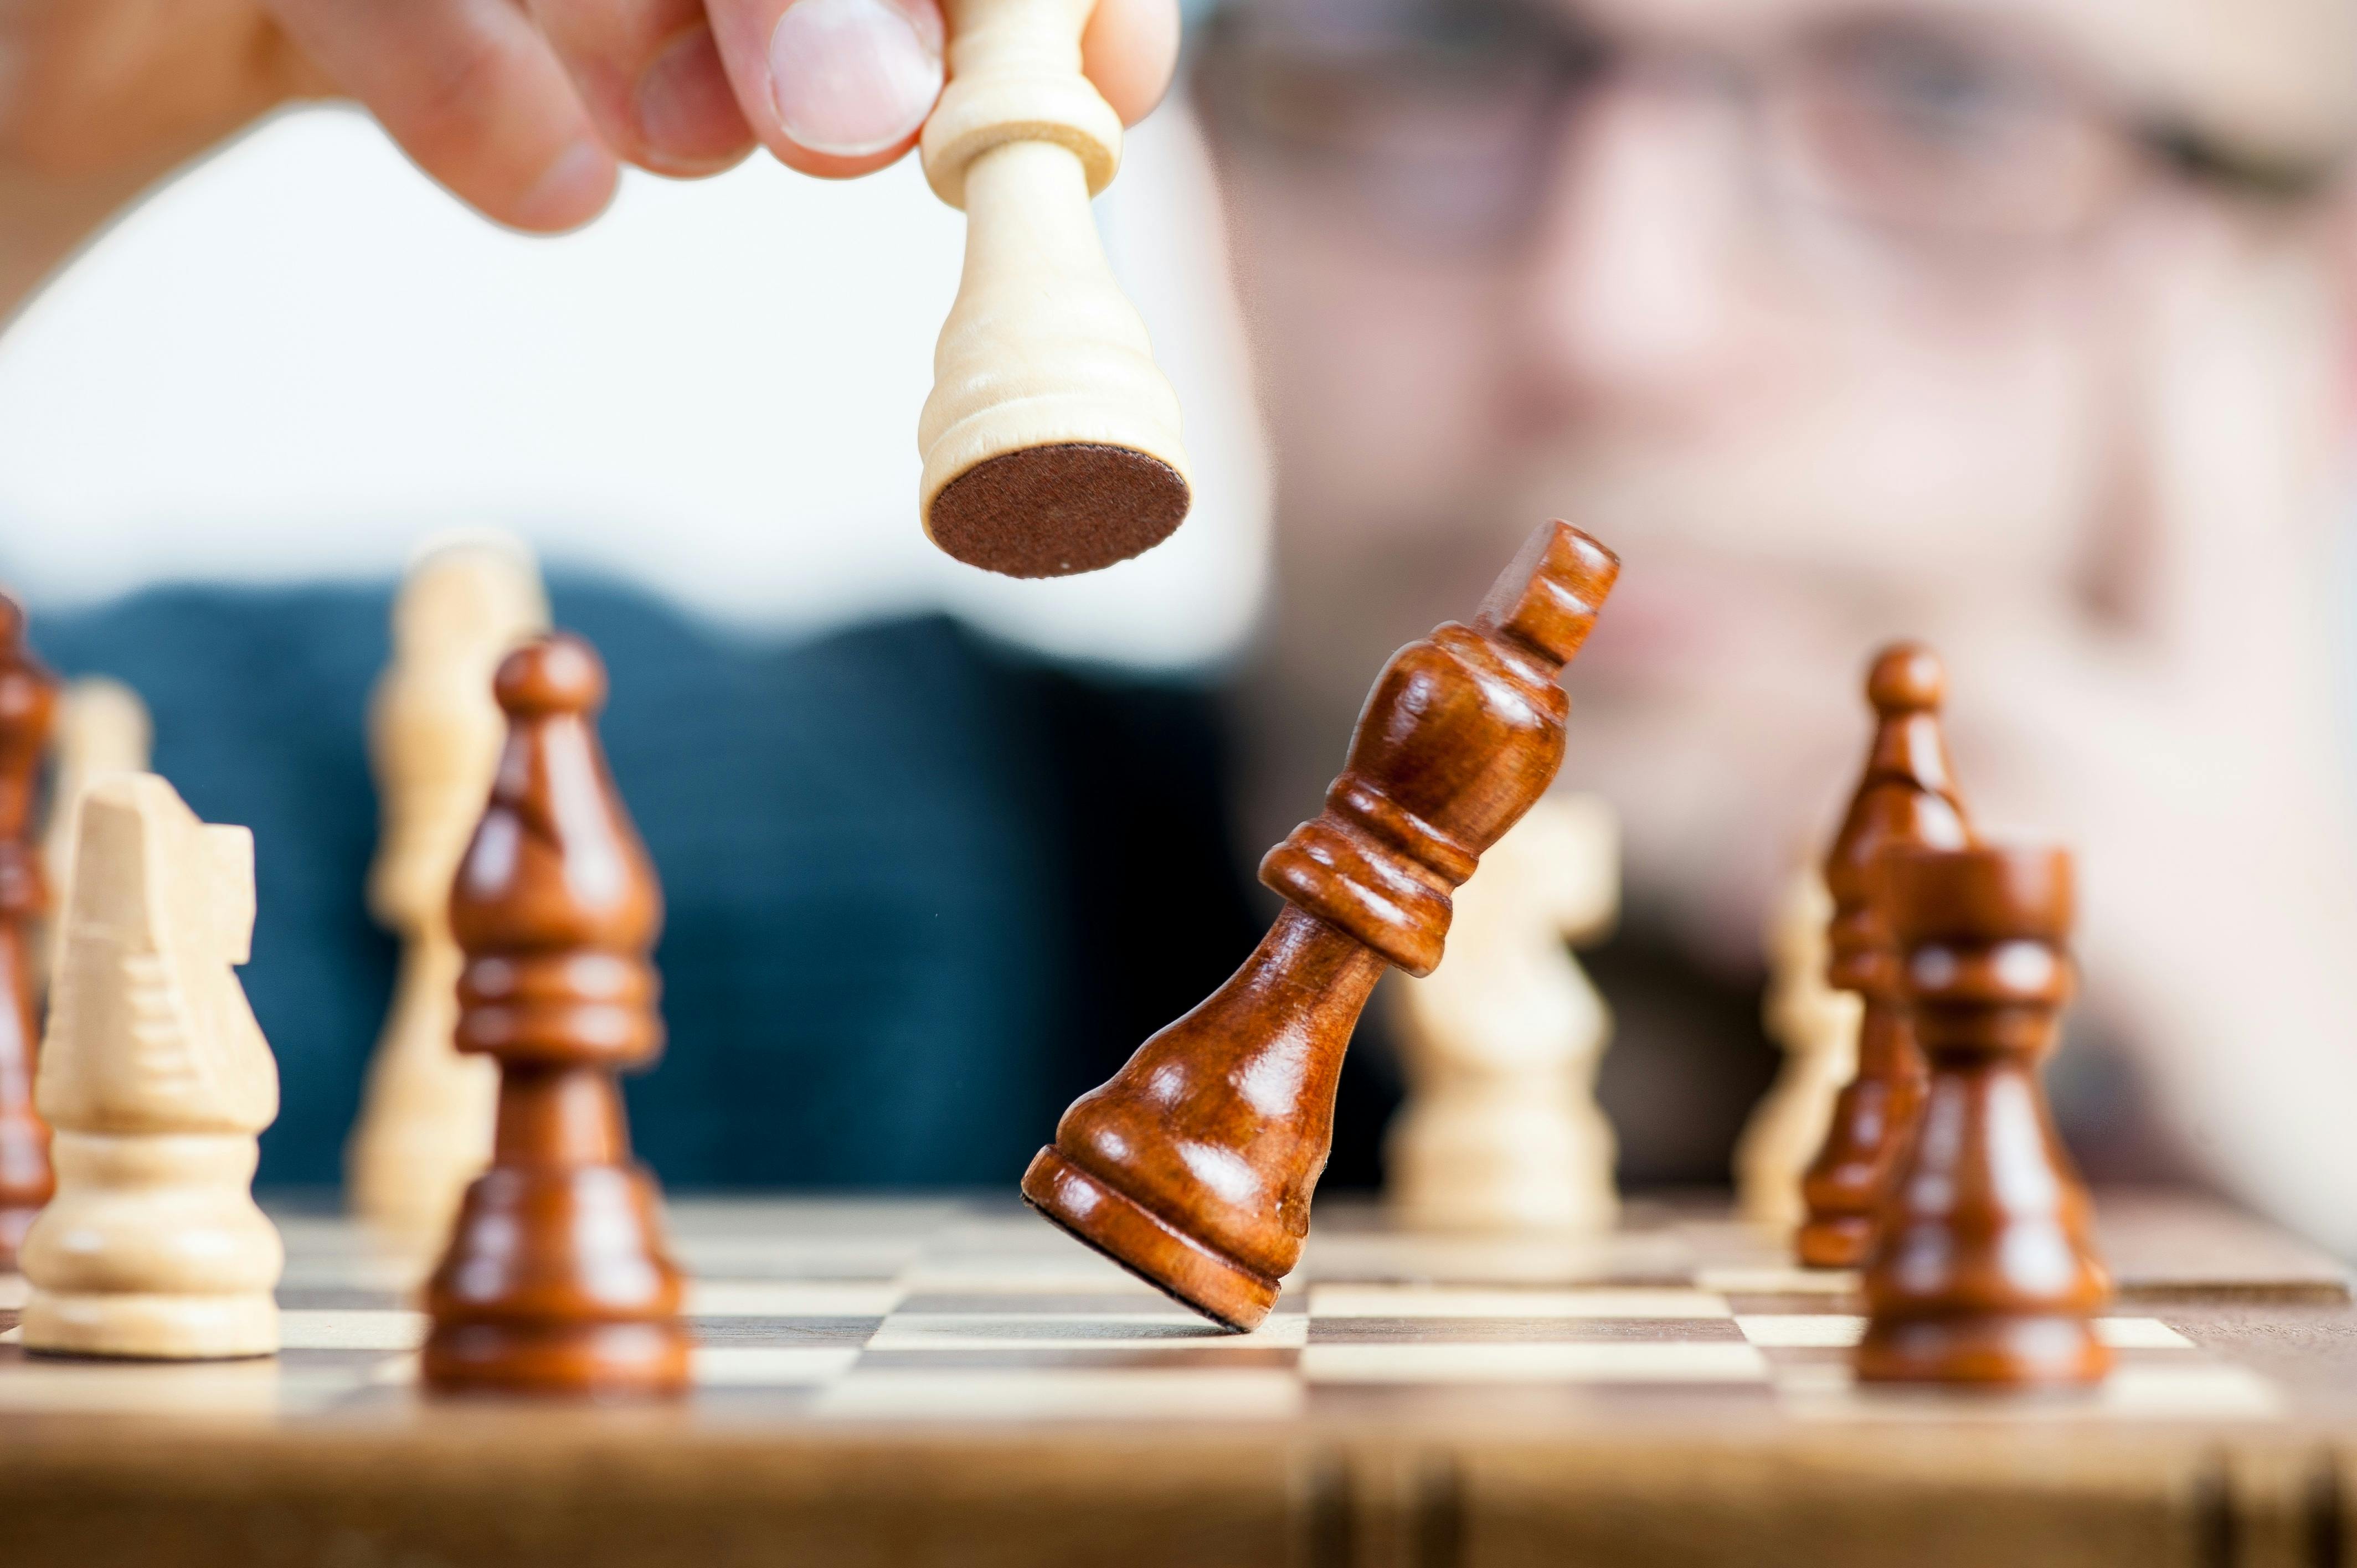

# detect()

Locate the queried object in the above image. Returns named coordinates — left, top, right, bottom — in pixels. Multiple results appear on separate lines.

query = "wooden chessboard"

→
left=3, top=1189, right=2353, bottom=1567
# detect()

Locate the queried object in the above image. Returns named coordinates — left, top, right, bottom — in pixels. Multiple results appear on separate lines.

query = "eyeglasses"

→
left=1193, top=0, right=2349, bottom=256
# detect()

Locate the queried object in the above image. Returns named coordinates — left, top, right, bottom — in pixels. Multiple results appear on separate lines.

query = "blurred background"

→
left=3, top=0, right=2354, bottom=1255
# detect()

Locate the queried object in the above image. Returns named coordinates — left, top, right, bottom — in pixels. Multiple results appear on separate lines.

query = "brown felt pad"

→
left=927, top=443, right=1190, bottom=577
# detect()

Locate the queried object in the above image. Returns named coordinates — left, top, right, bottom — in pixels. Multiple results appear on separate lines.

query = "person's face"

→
left=1207, top=0, right=2356, bottom=961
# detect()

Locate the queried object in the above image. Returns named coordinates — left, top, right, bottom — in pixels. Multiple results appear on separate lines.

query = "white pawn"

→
left=1733, top=863, right=1862, bottom=1228
left=345, top=536, right=547, bottom=1248
left=916, top=0, right=1191, bottom=576
left=37, top=677, right=153, bottom=991
left=21, top=773, right=282, bottom=1359
left=1386, top=795, right=1621, bottom=1232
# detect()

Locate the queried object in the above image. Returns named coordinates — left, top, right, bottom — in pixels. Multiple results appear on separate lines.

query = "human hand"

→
left=0, top=0, right=1180, bottom=314
left=259, top=0, right=1180, bottom=229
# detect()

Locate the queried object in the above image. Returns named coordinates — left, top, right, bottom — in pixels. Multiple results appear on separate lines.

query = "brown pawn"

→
left=1857, top=844, right=2111, bottom=1385
left=421, top=633, right=689, bottom=1395
left=1022, top=520, right=1620, bottom=1330
left=1795, top=644, right=1971, bottom=1268
left=0, top=597, right=58, bottom=1266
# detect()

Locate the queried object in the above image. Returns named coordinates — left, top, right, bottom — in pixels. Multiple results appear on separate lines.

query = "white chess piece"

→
left=1733, top=864, right=1862, bottom=1228
left=344, top=536, right=547, bottom=1247
left=1386, top=794, right=1621, bottom=1232
left=20, top=773, right=282, bottom=1358
left=915, top=0, right=1191, bottom=576
left=35, top=676, right=152, bottom=990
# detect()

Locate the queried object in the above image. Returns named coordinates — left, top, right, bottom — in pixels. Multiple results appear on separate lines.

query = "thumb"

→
left=703, top=0, right=1180, bottom=180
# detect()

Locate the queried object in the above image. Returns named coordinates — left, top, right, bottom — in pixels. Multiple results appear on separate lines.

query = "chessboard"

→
left=3, top=1190, right=2354, bottom=1567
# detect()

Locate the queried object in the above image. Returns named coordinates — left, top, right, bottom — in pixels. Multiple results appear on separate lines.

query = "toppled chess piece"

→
left=22, top=774, right=283, bottom=1358
left=1023, top=520, right=1619, bottom=1328
left=421, top=633, right=689, bottom=1396
left=1386, top=793, right=1620, bottom=1233
left=1735, top=864, right=1861, bottom=1229
left=347, top=536, right=549, bottom=1249
left=1796, top=644, right=1971, bottom=1268
left=0, top=596, right=58, bottom=1265
left=1858, top=843, right=2111, bottom=1385
left=916, top=0, right=1190, bottom=577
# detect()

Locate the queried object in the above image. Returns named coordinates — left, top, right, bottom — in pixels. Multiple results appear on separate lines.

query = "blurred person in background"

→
left=6, top=0, right=2357, bottom=1255
left=1198, top=0, right=2357, bottom=1243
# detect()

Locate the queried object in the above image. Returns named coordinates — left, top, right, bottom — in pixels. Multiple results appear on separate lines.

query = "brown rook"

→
left=1796, top=644, right=1971, bottom=1268
left=0, top=598, right=57, bottom=1266
left=422, top=633, right=689, bottom=1395
left=1022, top=520, right=1620, bottom=1329
left=1857, top=844, right=2111, bottom=1385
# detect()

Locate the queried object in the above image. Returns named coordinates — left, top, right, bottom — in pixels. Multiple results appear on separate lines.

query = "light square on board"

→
left=1302, top=1341, right=1772, bottom=1384
left=1311, top=1286, right=1732, bottom=1320
left=867, top=1312, right=1309, bottom=1353
left=814, top=1368, right=1304, bottom=1422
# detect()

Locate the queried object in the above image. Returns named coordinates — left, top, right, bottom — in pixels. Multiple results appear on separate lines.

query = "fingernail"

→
left=769, top=0, right=944, bottom=158
left=513, top=139, right=616, bottom=231
left=635, top=27, right=749, bottom=171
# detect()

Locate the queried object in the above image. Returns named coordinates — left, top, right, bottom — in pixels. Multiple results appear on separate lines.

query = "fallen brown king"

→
left=1021, top=519, right=1620, bottom=1329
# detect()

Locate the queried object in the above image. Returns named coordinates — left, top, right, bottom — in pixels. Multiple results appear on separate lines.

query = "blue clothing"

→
left=29, top=581, right=1405, bottom=1192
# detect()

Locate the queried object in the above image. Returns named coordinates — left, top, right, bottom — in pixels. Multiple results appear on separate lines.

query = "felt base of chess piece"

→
left=20, top=1134, right=280, bottom=1360
left=1855, top=844, right=2111, bottom=1387
left=1023, top=522, right=1619, bottom=1330
left=928, top=443, right=1190, bottom=579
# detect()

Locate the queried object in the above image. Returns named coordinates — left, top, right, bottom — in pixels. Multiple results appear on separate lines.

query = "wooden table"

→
left=1, top=1189, right=2351, bottom=1567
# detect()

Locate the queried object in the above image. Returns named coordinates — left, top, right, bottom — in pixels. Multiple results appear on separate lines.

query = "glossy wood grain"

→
left=1857, top=844, right=2112, bottom=1385
left=421, top=634, right=689, bottom=1396
left=1796, top=644, right=1971, bottom=1269
left=0, top=596, right=57, bottom=1266
left=1022, top=520, right=1620, bottom=1329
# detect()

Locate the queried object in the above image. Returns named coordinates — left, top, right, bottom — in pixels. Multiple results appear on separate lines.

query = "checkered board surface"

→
left=0, top=1197, right=2307, bottom=1425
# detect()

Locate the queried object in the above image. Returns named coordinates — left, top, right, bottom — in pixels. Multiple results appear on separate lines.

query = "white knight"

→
left=22, top=773, right=282, bottom=1359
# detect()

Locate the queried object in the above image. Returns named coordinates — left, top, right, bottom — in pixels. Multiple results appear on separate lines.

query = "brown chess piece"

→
left=1795, top=644, right=1971, bottom=1269
left=0, top=597, right=59, bottom=1266
left=1022, top=520, right=1620, bottom=1329
left=1857, top=843, right=2111, bottom=1385
left=421, top=633, right=689, bottom=1395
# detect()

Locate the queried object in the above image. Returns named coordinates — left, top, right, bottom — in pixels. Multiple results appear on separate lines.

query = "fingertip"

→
left=1083, top=0, right=1181, bottom=127
left=503, top=137, right=624, bottom=232
left=769, top=134, right=920, bottom=179
left=632, top=24, right=761, bottom=176
left=762, top=0, right=941, bottom=159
